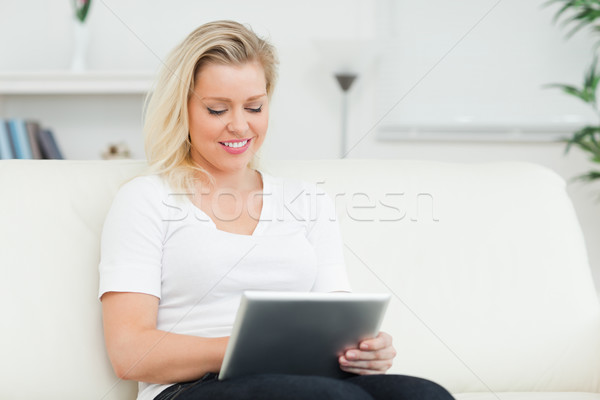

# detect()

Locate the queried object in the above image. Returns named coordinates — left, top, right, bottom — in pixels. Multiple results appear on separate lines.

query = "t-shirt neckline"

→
left=182, top=169, right=271, bottom=237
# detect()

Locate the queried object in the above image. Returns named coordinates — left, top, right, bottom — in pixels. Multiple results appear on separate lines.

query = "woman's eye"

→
left=207, top=108, right=226, bottom=116
left=246, top=105, right=262, bottom=113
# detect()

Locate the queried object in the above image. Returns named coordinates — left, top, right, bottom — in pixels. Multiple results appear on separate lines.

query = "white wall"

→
left=375, top=0, right=597, bottom=127
left=1, top=0, right=599, bottom=294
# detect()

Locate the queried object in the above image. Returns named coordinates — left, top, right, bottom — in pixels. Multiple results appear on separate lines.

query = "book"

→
left=37, top=129, right=64, bottom=159
left=8, top=119, right=33, bottom=159
left=6, top=121, right=17, bottom=157
left=0, top=119, right=14, bottom=159
left=25, top=121, right=43, bottom=159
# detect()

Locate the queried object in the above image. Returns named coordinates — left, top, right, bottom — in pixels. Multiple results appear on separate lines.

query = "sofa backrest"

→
left=0, top=159, right=598, bottom=399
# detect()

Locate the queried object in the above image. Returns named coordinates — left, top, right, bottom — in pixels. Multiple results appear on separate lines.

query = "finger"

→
left=339, top=357, right=393, bottom=374
left=359, top=332, right=392, bottom=351
left=340, top=358, right=391, bottom=370
left=345, top=347, right=396, bottom=361
left=340, top=366, right=381, bottom=375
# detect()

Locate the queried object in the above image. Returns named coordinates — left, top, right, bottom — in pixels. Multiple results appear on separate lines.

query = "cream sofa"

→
left=0, top=159, right=598, bottom=400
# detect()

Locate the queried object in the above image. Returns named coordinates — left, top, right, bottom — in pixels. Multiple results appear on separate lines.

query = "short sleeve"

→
left=98, top=176, right=165, bottom=300
left=307, top=190, right=352, bottom=293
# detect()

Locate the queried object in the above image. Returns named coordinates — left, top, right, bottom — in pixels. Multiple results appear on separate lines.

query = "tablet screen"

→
left=219, top=291, right=391, bottom=380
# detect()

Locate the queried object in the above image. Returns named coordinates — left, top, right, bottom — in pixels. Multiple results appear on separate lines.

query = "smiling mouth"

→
left=218, top=138, right=253, bottom=154
left=220, top=139, right=250, bottom=148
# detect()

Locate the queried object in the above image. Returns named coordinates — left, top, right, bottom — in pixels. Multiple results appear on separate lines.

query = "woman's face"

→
left=187, top=61, right=269, bottom=176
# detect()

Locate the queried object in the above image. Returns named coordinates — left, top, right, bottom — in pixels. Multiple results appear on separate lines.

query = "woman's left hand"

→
left=338, top=331, right=396, bottom=375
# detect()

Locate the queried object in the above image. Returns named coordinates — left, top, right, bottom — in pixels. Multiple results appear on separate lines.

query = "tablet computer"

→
left=218, top=291, right=391, bottom=380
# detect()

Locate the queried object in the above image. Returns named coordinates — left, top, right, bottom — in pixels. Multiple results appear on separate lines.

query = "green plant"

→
left=72, top=0, right=92, bottom=23
left=545, top=0, right=600, bottom=183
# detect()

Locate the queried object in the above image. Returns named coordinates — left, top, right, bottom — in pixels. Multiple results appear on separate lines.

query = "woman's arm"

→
left=101, top=292, right=228, bottom=384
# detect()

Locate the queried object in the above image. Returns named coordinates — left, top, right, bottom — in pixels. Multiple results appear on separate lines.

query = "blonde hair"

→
left=142, top=20, right=278, bottom=193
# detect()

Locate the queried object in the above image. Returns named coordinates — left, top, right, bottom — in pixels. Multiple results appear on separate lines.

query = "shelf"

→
left=0, top=71, right=156, bottom=94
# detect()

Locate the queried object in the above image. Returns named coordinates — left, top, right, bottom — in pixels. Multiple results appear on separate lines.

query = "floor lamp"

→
left=335, top=73, right=357, bottom=159
left=313, top=38, right=378, bottom=158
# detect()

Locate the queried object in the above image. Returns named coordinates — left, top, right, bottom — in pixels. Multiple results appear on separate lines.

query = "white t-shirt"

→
left=98, top=171, right=351, bottom=400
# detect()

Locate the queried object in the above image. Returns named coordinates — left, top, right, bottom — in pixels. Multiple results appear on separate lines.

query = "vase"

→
left=70, top=19, right=89, bottom=72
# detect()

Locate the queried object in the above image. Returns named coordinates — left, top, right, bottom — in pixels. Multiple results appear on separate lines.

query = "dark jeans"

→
left=154, top=373, right=455, bottom=400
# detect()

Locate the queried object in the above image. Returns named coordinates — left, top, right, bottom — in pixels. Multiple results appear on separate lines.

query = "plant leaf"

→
left=564, top=125, right=600, bottom=154
left=563, top=9, right=600, bottom=38
left=574, top=170, right=600, bottom=182
left=582, top=56, right=599, bottom=102
left=544, top=83, right=592, bottom=103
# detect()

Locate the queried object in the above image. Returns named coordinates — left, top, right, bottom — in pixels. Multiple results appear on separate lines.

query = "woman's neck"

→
left=202, top=167, right=261, bottom=193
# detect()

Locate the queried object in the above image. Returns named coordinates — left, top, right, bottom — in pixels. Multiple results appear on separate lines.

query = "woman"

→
left=99, top=20, right=454, bottom=400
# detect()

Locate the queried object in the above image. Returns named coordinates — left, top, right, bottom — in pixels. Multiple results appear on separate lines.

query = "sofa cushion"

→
left=0, top=160, right=144, bottom=399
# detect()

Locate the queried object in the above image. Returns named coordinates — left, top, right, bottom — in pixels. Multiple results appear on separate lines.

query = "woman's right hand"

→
left=101, top=292, right=228, bottom=384
left=338, top=331, right=396, bottom=375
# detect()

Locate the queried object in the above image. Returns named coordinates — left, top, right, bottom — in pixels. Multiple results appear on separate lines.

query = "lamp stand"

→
left=335, top=73, right=357, bottom=158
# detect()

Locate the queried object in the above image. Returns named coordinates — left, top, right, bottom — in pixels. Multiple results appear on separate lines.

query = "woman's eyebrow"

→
left=201, top=93, right=267, bottom=102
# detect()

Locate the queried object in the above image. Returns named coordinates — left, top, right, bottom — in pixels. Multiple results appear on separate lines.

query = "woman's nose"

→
left=227, top=109, right=249, bottom=135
